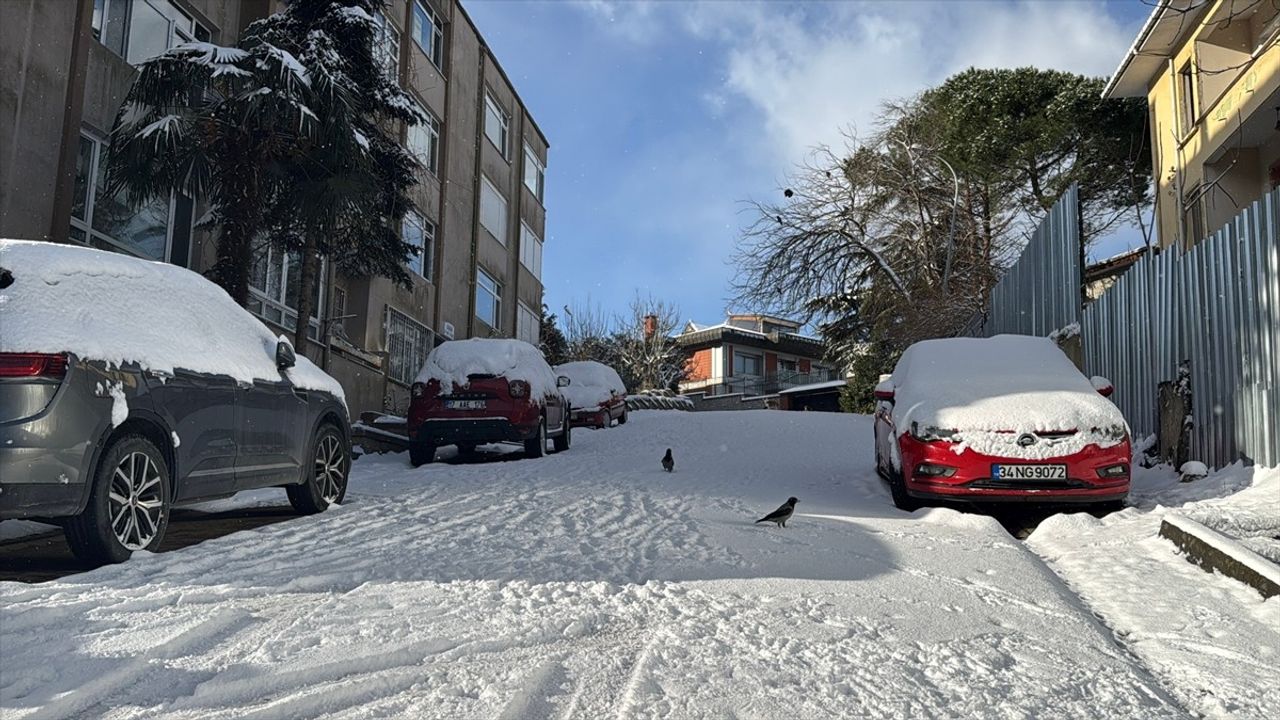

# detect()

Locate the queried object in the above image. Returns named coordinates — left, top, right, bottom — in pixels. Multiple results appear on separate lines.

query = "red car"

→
left=554, top=361, right=628, bottom=428
left=407, top=339, right=571, bottom=466
left=873, top=335, right=1131, bottom=511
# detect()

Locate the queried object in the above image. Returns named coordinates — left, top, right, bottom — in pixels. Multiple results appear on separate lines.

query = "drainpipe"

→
left=466, top=47, right=485, bottom=339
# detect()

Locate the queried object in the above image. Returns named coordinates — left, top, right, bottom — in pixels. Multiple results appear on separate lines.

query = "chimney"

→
left=643, top=314, right=658, bottom=340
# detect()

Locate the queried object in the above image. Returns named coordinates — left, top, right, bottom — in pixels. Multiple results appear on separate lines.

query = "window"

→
left=372, top=10, right=401, bottom=83
left=1178, top=62, right=1198, bottom=137
left=248, top=240, right=326, bottom=340
left=523, top=144, right=545, bottom=202
left=517, top=302, right=540, bottom=345
left=71, top=132, right=174, bottom=261
left=484, top=93, right=509, bottom=158
left=385, top=307, right=431, bottom=386
left=479, top=176, right=508, bottom=242
left=403, top=210, right=435, bottom=280
left=93, top=0, right=210, bottom=65
left=779, top=358, right=798, bottom=375
left=475, top=268, right=501, bottom=328
left=519, top=222, right=543, bottom=279
left=734, top=353, right=762, bottom=377
left=407, top=101, right=440, bottom=174
left=412, top=0, right=445, bottom=69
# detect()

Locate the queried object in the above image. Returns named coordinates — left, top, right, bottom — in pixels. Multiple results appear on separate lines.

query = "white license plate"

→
left=445, top=399, right=486, bottom=410
left=992, top=464, right=1067, bottom=480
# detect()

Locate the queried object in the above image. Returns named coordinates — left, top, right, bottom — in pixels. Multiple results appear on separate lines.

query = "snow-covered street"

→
left=2, top=409, right=1210, bottom=719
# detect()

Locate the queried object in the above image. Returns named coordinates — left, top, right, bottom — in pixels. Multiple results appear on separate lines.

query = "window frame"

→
left=247, top=241, right=326, bottom=341
left=94, top=0, right=210, bottom=65
left=517, top=301, right=540, bottom=345
left=733, top=352, right=763, bottom=377
left=372, top=9, right=401, bottom=83
left=384, top=306, right=432, bottom=387
left=479, top=175, right=508, bottom=244
left=411, top=0, right=445, bottom=70
left=402, top=209, right=436, bottom=281
left=483, top=93, right=510, bottom=159
left=406, top=99, right=441, bottom=175
left=70, top=130, right=177, bottom=263
left=523, top=143, right=545, bottom=203
left=475, top=267, right=502, bottom=329
left=1177, top=61, right=1198, bottom=138
left=519, top=222, right=543, bottom=280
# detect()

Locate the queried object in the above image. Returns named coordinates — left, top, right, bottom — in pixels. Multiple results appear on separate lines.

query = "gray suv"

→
left=0, top=240, right=350, bottom=564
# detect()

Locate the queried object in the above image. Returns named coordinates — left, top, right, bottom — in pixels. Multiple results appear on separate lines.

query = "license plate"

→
left=992, top=464, right=1067, bottom=480
left=445, top=399, right=486, bottom=410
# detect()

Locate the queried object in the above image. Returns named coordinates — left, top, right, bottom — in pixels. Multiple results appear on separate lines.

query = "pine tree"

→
left=106, top=0, right=425, bottom=351
left=539, top=304, right=570, bottom=365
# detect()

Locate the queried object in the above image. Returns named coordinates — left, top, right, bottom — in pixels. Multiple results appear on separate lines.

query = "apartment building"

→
left=0, top=0, right=549, bottom=417
left=1102, top=0, right=1279, bottom=249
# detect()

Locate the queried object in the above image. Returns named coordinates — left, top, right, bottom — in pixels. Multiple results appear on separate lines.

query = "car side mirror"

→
left=557, top=376, right=571, bottom=387
left=1090, top=376, right=1114, bottom=397
left=873, top=379, right=895, bottom=402
left=276, top=340, right=296, bottom=370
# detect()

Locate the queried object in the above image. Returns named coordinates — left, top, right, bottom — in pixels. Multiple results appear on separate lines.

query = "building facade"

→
left=676, top=314, right=837, bottom=397
left=1103, top=0, right=1279, bottom=250
left=0, top=0, right=548, bottom=418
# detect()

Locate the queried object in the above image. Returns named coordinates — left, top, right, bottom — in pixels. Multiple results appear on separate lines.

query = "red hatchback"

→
left=407, top=339, right=571, bottom=466
left=873, top=335, right=1131, bottom=511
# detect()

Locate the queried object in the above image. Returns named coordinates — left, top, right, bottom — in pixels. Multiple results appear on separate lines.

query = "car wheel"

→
left=887, top=467, right=921, bottom=512
left=617, top=409, right=628, bottom=425
left=288, top=424, right=348, bottom=514
left=524, top=416, right=547, bottom=458
left=554, top=415, right=571, bottom=452
left=65, top=434, right=171, bottom=564
left=409, top=441, right=436, bottom=467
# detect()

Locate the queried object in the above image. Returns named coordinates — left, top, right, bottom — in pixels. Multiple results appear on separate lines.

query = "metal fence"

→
left=1082, top=187, right=1280, bottom=468
left=968, top=185, right=1082, bottom=337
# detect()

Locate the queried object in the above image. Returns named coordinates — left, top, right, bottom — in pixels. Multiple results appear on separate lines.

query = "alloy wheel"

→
left=107, top=451, right=165, bottom=551
left=314, top=433, right=346, bottom=504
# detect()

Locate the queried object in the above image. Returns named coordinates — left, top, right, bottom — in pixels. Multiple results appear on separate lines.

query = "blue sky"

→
left=464, top=0, right=1154, bottom=327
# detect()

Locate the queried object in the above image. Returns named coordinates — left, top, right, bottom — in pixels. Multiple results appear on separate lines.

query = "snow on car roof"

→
left=417, top=338, right=560, bottom=398
left=554, top=360, right=626, bottom=409
left=0, top=239, right=344, bottom=402
left=891, top=335, right=1127, bottom=455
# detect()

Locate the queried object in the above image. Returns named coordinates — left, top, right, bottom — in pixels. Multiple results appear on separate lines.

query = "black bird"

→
left=661, top=448, right=674, bottom=473
left=755, top=497, right=799, bottom=528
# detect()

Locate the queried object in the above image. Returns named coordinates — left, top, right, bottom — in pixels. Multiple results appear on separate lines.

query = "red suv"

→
left=406, top=339, right=571, bottom=466
left=874, top=335, right=1131, bottom=511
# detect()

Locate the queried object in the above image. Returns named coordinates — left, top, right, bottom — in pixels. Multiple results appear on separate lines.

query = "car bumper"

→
left=0, top=435, right=94, bottom=520
left=899, top=435, right=1131, bottom=505
left=570, top=407, right=608, bottom=428
left=409, top=418, right=539, bottom=447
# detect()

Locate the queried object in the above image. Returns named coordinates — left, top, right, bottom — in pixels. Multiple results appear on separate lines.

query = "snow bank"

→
left=890, top=335, right=1127, bottom=459
left=554, top=360, right=626, bottom=410
left=416, top=338, right=559, bottom=398
left=0, top=239, right=343, bottom=402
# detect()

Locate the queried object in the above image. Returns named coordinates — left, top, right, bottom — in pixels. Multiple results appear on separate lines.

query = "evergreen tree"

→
left=539, top=304, right=570, bottom=365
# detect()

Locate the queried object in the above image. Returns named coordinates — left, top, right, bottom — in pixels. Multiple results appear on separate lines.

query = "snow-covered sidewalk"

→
left=1029, top=463, right=1280, bottom=719
left=2, top=411, right=1185, bottom=718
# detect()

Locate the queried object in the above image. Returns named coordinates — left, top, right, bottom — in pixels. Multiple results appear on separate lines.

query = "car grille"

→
left=967, top=478, right=1092, bottom=490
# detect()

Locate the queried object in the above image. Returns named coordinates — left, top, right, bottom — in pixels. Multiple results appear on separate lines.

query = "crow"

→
left=661, top=448, right=674, bottom=473
left=755, top=497, right=798, bottom=528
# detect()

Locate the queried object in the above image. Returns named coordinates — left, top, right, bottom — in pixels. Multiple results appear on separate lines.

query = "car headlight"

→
left=910, top=422, right=960, bottom=442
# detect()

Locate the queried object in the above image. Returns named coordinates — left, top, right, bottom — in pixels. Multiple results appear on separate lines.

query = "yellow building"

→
left=1104, top=0, right=1279, bottom=250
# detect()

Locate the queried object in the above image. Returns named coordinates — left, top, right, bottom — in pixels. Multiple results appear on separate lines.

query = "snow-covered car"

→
left=554, top=360, right=628, bottom=428
left=407, top=339, right=571, bottom=466
left=0, top=239, right=351, bottom=563
left=873, top=335, right=1131, bottom=511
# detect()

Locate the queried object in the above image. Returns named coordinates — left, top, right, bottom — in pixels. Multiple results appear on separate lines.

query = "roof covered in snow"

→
left=416, top=338, right=560, bottom=399
left=0, top=239, right=344, bottom=401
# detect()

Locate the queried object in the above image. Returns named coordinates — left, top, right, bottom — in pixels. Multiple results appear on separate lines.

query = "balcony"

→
left=701, top=369, right=843, bottom=398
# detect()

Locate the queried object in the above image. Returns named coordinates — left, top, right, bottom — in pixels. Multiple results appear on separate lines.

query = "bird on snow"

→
left=755, top=497, right=799, bottom=528
left=661, top=448, right=674, bottom=473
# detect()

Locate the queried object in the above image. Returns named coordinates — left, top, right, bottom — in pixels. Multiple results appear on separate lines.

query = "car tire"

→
left=887, top=467, right=921, bottom=512
left=288, top=424, right=349, bottom=514
left=524, top=417, right=547, bottom=459
left=554, top=416, right=571, bottom=452
left=409, top=441, right=436, bottom=467
left=65, top=434, right=171, bottom=565
left=617, top=409, right=628, bottom=425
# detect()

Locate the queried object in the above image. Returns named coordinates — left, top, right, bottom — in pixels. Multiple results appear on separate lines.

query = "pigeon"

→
left=661, top=448, right=674, bottom=473
left=755, top=497, right=799, bottom=528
